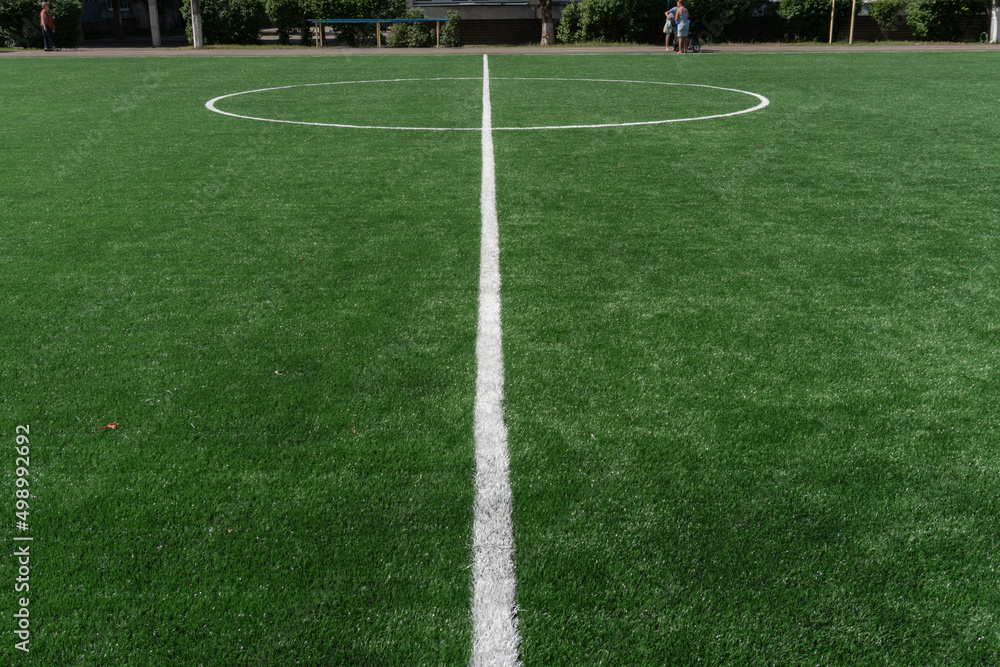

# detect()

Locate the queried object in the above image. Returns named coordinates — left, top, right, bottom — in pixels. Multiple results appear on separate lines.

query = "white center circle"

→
left=205, top=77, right=769, bottom=131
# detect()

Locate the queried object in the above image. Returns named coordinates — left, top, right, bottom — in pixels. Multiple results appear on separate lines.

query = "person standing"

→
left=664, top=3, right=677, bottom=52
left=674, top=0, right=689, bottom=53
left=40, top=2, right=56, bottom=51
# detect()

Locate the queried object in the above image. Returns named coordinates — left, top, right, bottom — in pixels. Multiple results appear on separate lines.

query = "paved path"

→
left=3, top=42, right=999, bottom=57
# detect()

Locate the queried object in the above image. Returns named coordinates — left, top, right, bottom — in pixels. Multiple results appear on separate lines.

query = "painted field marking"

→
left=205, top=78, right=770, bottom=131
left=204, top=67, right=772, bottom=665
left=471, top=53, right=520, bottom=667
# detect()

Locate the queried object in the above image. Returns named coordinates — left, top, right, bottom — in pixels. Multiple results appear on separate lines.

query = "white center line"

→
left=470, top=54, right=521, bottom=667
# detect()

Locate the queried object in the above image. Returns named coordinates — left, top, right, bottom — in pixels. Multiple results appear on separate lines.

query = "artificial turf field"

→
left=1, top=49, right=999, bottom=664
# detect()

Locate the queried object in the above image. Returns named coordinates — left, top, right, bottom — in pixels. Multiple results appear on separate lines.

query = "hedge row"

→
left=180, top=0, right=459, bottom=46
left=1, top=0, right=980, bottom=48
left=778, top=0, right=983, bottom=40
left=0, top=0, right=460, bottom=48
left=557, top=0, right=989, bottom=44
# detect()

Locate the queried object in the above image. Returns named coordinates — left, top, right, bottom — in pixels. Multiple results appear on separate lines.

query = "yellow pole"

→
left=828, top=0, right=836, bottom=43
left=848, top=0, right=857, bottom=43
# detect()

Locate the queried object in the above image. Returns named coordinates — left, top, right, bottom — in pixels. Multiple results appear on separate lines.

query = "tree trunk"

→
left=112, top=0, right=123, bottom=40
left=540, top=0, right=554, bottom=45
left=190, top=0, right=204, bottom=47
left=991, top=0, right=999, bottom=43
left=148, top=0, right=161, bottom=47
left=301, top=15, right=312, bottom=46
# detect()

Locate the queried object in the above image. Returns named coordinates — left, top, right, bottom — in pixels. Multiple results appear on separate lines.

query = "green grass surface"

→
left=2, top=57, right=482, bottom=664
left=495, top=52, right=1000, bottom=664
left=2, top=51, right=1000, bottom=664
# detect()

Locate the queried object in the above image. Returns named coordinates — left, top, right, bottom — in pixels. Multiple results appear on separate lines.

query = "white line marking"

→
left=471, top=54, right=521, bottom=667
left=205, top=78, right=482, bottom=131
left=205, top=78, right=769, bottom=131
left=495, top=79, right=769, bottom=129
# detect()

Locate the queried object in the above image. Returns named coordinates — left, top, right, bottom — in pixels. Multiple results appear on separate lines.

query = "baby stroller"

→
left=672, top=32, right=701, bottom=52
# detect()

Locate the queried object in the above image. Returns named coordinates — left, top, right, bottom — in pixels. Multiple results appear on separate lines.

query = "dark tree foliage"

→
left=906, top=0, right=982, bottom=39
left=1, top=0, right=81, bottom=48
left=307, top=0, right=404, bottom=46
left=685, top=0, right=763, bottom=42
left=868, top=0, right=906, bottom=38
left=777, top=0, right=855, bottom=40
left=265, top=0, right=308, bottom=44
left=385, top=7, right=431, bottom=47
left=555, top=0, right=581, bottom=41
left=556, top=0, right=763, bottom=44
left=440, top=8, right=461, bottom=47
left=181, top=0, right=266, bottom=44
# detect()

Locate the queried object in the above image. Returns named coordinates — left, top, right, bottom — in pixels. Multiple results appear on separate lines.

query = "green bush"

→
left=385, top=7, right=431, bottom=47
left=556, top=0, right=581, bottom=42
left=868, top=0, right=907, bottom=38
left=180, top=0, right=266, bottom=44
left=405, top=9, right=432, bottom=46
left=265, top=0, right=306, bottom=43
left=440, top=8, right=460, bottom=46
left=384, top=10, right=408, bottom=46
left=556, top=0, right=715, bottom=45
left=577, top=0, right=621, bottom=41
left=0, top=0, right=80, bottom=48
left=307, top=0, right=402, bottom=18
left=51, top=0, right=81, bottom=46
left=308, top=0, right=404, bottom=46
left=0, top=0, right=37, bottom=47
left=620, top=0, right=665, bottom=42
left=686, top=0, right=762, bottom=43
left=905, top=0, right=979, bottom=39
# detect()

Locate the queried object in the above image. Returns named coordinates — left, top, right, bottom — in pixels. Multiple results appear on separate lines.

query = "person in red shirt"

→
left=40, top=2, right=56, bottom=51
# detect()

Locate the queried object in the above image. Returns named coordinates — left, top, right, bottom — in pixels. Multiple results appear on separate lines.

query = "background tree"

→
left=555, top=0, right=762, bottom=45
left=0, top=0, right=81, bottom=47
left=685, top=0, right=763, bottom=43
left=868, top=0, right=907, bottom=38
left=265, top=0, right=308, bottom=44
left=440, top=8, right=461, bottom=46
left=577, top=0, right=620, bottom=41
left=620, top=0, right=664, bottom=41
left=526, top=0, right=555, bottom=45
left=0, top=0, right=40, bottom=46
left=555, top=0, right=581, bottom=41
left=778, top=0, right=856, bottom=40
left=307, top=0, right=404, bottom=46
left=180, top=0, right=265, bottom=44
left=906, top=0, right=981, bottom=39
left=385, top=6, right=432, bottom=46
left=989, top=0, right=998, bottom=42
left=50, top=0, right=81, bottom=46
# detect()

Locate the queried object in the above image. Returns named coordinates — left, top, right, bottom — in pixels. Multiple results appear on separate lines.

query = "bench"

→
left=309, top=18, right=451, bottom=48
